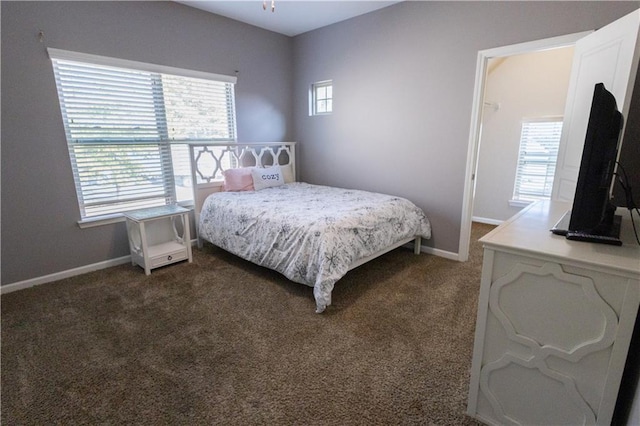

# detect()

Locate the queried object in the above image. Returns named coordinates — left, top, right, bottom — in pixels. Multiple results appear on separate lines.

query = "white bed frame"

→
left=189, top=142, right=422, bottom=272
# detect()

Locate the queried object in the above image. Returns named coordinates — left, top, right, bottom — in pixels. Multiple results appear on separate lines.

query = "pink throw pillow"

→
left=223, top=167, right=255, bottom=191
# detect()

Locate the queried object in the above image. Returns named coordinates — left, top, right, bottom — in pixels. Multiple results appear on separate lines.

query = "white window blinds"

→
left=513, top=118, right=563, bottom=202
left=49, top=49, right=237, bottom=220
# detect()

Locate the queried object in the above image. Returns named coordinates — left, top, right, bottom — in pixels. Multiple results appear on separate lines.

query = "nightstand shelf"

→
left=124, top=205, right=193, bottom=275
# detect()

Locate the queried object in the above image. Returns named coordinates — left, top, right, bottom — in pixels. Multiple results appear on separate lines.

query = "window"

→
left=49, top=49, right=237, bottom=222
left=310, top=80, right=333, bottom=115
left=512, top=118, right=563, bottom=203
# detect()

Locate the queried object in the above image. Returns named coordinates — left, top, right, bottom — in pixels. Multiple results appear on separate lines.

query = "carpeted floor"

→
left=2, top=223, right=495, bottom=425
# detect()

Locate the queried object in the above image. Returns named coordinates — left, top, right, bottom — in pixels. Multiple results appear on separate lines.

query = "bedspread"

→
left=199, top=183, right=431, bottom=312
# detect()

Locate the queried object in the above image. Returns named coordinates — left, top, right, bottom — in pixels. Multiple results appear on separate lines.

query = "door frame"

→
left=458, top=31, right=592, bottom=262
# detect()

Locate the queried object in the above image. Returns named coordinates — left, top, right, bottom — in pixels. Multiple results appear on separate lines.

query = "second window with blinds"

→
left=511, top=117, right=563, bottom=206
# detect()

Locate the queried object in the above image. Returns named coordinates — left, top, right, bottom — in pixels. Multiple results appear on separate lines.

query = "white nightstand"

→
left=124, top=205, right=193, bottom=275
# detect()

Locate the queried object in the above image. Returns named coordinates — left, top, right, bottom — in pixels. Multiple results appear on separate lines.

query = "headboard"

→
left=189, top=142, right=297, bottom=240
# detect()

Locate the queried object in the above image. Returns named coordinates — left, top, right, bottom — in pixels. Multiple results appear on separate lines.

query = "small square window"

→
left=311, top=80, right=333, bottom=115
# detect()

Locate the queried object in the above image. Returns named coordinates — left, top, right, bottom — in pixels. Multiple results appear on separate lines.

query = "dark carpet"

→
left=2, top=223, right=494, bottom=425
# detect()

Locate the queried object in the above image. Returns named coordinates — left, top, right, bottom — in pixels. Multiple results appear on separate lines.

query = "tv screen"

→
left=567, top=82, right=624, bottom=244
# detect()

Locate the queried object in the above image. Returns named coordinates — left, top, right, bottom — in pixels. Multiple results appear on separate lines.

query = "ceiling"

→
left=176, top=1, right=401, bottom=37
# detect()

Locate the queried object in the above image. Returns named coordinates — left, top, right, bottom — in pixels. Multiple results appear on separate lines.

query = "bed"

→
left=189, top=142, right=431, bottom=312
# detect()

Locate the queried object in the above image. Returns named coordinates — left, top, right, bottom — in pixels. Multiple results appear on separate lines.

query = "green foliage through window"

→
left=50, top=53, right=236, bottom=219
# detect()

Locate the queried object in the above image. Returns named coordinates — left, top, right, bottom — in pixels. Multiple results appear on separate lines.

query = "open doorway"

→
left=473, top=47, right=575, bottom=225
left=458, top=32, right=591, bottom=261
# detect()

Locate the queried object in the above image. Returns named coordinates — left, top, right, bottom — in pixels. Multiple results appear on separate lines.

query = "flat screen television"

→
left=566, top=82, right=624, bottom=245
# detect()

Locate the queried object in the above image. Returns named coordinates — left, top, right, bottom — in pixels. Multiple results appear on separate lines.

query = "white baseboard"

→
left=2, top=240, right=460, bottom=294
left=421, top=246, right=460, bottom=261
left=403, top=242, right=459, bottom=261
left=1, top=255, right=132, bottom=294
left=2, top=239, right=200, bottom=294
left=472, top=216, right=503, bottom=226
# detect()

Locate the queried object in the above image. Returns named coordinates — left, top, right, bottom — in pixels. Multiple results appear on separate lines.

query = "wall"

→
left=2, top=2, right=639, bottom=282
left=473, top=47, right=574, bottom=223
left=292, top=1, right=639, bottom=255
left=613, top=63, right=640, bottom=209
left=1, top=1, right=293, bottom=285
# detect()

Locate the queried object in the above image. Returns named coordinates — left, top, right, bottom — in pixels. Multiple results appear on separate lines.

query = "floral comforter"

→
left=199, top=183, right=431, bottom=312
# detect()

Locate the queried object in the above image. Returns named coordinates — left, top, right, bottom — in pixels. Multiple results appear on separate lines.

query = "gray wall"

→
left=3, top=1, right=639, bottom=285
left=1, top=1, right=293, bottom=285
left=292, top=1, right=639, bottom=254
left=613, top=64, right=640, bottom=209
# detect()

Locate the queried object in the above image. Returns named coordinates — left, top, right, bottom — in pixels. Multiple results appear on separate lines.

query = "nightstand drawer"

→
left=150, top=249, right=188, bottom=268
left=148, top=241, right=188, bottom=268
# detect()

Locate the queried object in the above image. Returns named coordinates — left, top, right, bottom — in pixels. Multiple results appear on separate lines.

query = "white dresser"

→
left=467, top=200, right=640, bottom=425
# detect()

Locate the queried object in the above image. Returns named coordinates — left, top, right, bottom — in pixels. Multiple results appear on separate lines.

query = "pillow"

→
left=280, top=163, right=295, bottom=183
left=223, top=167, right=255, bottom=191
left=251, top=165, right=284, bottom=191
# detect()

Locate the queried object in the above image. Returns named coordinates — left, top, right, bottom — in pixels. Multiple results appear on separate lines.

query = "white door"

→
left=552, top=9, right=640, bottom=202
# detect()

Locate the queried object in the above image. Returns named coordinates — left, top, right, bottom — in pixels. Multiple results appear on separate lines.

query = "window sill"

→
left=77, top=201, right=194, bottom=228
left=77, top=214, right=125, bottom=229
left=508, top=199, right=535, bottom=208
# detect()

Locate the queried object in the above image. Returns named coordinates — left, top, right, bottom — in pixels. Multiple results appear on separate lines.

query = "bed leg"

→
left=414, top=237, right=421, bottom=255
